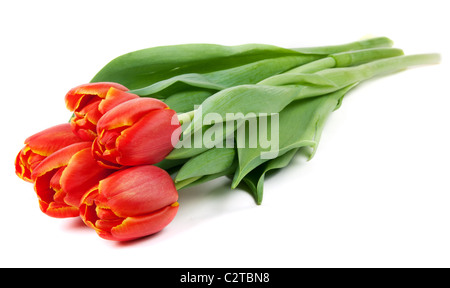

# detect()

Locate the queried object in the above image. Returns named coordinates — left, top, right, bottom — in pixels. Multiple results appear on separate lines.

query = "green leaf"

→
left=128, top=73, right=226, bottom=99
left=131, top=55, right=321, bottom=98
left=175, top=148, right=236, bottom=182
left=90, top=37, right=394, bottom=90
left=175, top=159, right=238, bottom=190
left=164, top=90, right=214, bottom=113
left=154, top=158, right=188, bottom=170
left=242, top=148, right=299, bottom=205
left=232, top=85, right=356, bottom=188
left=181, top=84, right=305, bottom=138
left=173, top=85, right=355, bottom=200
left=90, top=43, right=311, bottom=90
left=167, top=118, right=240, bottom=159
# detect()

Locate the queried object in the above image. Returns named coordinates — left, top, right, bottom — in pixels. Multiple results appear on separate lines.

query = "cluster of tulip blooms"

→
left=15, top=37, right=439, bottom=242
left=15, top=82, right=181, bottom=241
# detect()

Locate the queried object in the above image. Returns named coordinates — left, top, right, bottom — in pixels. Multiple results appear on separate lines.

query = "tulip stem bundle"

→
left=166, top=51, right=439, bottom=204
left=15, top=36, right=440, bottom=241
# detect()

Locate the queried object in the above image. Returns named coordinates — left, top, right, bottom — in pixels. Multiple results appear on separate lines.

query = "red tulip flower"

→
left=31, top=142, right=112, bottom=218
left=15, top=123, right=84, bottom=182
left=80, top=165, right=179, bottom=241
left=93, top=98, right=181, bottom=169
left=65, top=82, right=138, bottom=140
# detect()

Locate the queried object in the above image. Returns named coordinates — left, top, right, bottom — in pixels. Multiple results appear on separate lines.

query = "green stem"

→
left=299, top=53, right=440, bottom=99
left=286, top=57, right=336, bottom=74
left=265, top=47, right=404, bottom=78
left=292, top=37, right=394, bottom=54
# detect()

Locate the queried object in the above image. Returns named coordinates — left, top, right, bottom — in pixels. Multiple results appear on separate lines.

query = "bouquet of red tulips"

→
left=15, top=37, right=440, bottom=241
left=16, top=84, right=180, bottom=241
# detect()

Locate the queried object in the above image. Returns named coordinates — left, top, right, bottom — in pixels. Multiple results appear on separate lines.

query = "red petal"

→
left=25, top=123, right=84, bottom=156
left=65, top=82, right=128, bottom=112
left=31, top=142, right=92, bottom=181
left=110, top=204, right=179, bottom=241
left=79, top=186, right=100, bottom=227
left=15, top=146, right=38, bottom=182
left=95, top=218, right=124, bottom=232
left=92, top=137, right=123, bottom=170
left=70, top=99, right=104, bottom=141
left=34, top=168, right=59, bottom=205
left=34, top=166, right=79, bottom=218
left=116, top=109, right=180, bottom=166
left=40, top=201, right=79, bottom=218
left=98, top=88, right=139, bottom=115
left=96, top=207, right=119, bottom=220
left=59, top=148, right=113, bottom=207
left=97, top=98, right=167, bottom=132
left=49, top=167, right=65, bottom=201
left=15, top=124, right=83, bottom=182
left=99, top=165, right=178, bottom=217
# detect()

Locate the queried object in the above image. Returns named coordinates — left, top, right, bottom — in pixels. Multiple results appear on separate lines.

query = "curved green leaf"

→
left=129, top=74, right=226, bottom=99
left=242, top=148, right=299, bottom=205
left=90, top=37, right=394, bottom=90
left=232, top=85, right=356, bottom=188
left=91, top=43, right=309, bottom=90
left=175, top=148, right=236, bottom=182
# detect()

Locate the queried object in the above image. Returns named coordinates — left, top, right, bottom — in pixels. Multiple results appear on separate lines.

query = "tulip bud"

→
left=15, top=123, right=84, bottom=182
left=31, top=142, right=112, bottom=218
left=80, top=165, right=179, bottom=241
left=93, top=98, right=181, bottom=169
left=65, top=82, right=138, bottom=140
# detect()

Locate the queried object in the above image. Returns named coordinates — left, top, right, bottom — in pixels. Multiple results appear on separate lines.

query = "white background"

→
left=1, top=0, right=449, bottom=268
